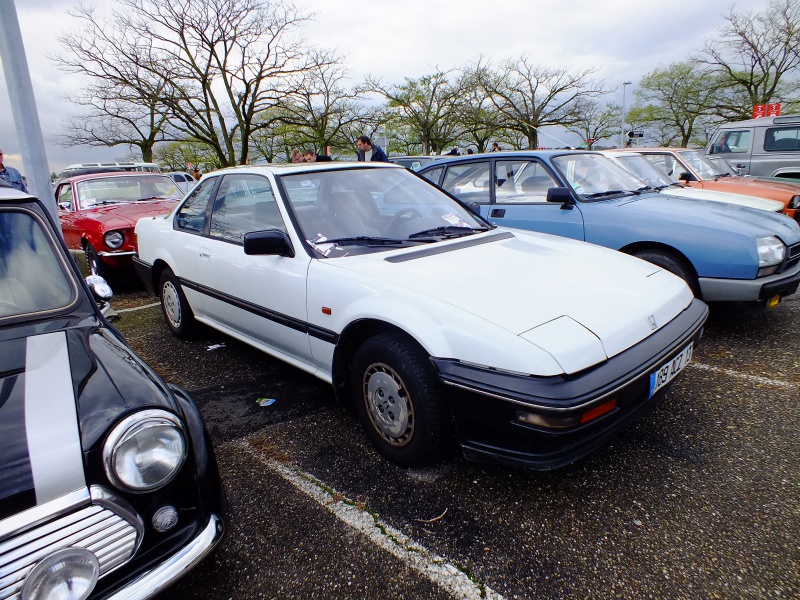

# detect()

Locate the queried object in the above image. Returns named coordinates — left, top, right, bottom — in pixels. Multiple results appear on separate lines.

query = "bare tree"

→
left=700, top=0, right=800, bottom=119
left=479, top=55, right=606, bottom=149
left=365, top=71, right=463, bottom=155
left=566, top=100, right=619, bottom=149
left=456, top=59, right=506, bottom=153
left=53, top=5, right=175, bottom=161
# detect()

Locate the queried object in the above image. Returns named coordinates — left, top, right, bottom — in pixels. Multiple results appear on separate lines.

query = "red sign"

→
left=754, top=103, right=781, bottom=118
left=585, top=138, right=597, bottom=144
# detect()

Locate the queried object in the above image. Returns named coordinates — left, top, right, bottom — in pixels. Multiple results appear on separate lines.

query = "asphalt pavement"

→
left=109, top=289, right=800, bottom=599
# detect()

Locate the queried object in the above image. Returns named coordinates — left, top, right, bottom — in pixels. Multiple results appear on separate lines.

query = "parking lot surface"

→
left=106, top=289, right=799, bottom=599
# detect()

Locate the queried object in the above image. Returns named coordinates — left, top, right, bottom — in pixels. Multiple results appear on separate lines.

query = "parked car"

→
left=706, top=114, right=800, bottom=179
left=418, top=150, right=800, bottom=307
left=600, top=150, right=785, bottom=213
left=387, top=155, right=452, bottom=171
left=58, top=161, right=162, bottom=179
left=55, top=172, right=183, bottom=283
left=623, top=147, right=800, bottom=220
left=135, top=162, right=708, bottom=470
left=0, top=183, right=224, bottom=599
left=167, top=171, right=197, bottom=194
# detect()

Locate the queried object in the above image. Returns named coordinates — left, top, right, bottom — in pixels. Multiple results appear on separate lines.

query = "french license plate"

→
left=648, top=342, right=693, bottom=398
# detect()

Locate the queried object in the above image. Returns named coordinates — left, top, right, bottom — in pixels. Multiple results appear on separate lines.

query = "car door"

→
left=55, top=182, right=81, bottom=249
left=483, top=159, right=585, bottom=240
left=194, top=173, right=313, bottom=364
left=708, top=128, right=754, bottom=174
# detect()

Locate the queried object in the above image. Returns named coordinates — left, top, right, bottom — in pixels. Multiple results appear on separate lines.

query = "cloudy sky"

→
left=0, top=0, right=775, bottom=174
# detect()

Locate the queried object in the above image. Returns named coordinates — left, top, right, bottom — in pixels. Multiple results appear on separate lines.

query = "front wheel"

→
left=85, top=243, right=115, bottom=285
left=633, top=249, right=700, bottom=297
left=351, top=332, right=453, bottom=467
left=159, top=268, right=196, bottom=339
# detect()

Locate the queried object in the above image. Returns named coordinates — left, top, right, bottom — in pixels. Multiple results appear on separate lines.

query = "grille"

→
left=784, top=242, right=800, bottom=272
left=0, top=505, right=138, bottom=599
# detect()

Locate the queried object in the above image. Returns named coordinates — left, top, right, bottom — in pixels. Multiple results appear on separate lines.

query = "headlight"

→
left=790, top=195, right=800, bottom=210
left=104, top=230, right=124, bottom=249
left=103, top=410, right=187, bottom=492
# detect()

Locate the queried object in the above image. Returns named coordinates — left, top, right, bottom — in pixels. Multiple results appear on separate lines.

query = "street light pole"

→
left=620, top=81, right=632, bottom=148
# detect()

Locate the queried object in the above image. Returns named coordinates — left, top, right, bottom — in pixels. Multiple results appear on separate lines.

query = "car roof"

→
left=195, top=161, right=404, bottom=178
left=715, top=114, right=800, bottom=128
left=59, top=171, right=174, bottom=184
left=0, top=186, right=37, bottom=203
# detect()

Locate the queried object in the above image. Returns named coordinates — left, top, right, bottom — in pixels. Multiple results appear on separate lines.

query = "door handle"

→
left=199, top=248, right=211, bottom=260
left=490, top=208, right=506, bottom=218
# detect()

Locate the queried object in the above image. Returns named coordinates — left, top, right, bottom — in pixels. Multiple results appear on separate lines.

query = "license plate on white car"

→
left=649, top=342, right=693, bottom=398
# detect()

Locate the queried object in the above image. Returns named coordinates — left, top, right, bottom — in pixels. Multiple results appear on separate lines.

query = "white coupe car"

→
left=134, top=162, right=708, bottom=470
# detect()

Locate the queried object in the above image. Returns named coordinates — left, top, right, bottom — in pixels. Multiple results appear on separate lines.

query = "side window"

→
left=764, top=127, right=800, bottom=152
left=176, top=177, right=217, bottom=232
left=57, top=185, right=74, bottom=211
left=441, top=161, right=491, bottom=203
left=642, top=154, right=682, bottom=181
left=419, top=166, right=444, bottom=185
left=495, top=160, right=556, bottom=204
left=711, top=129, right=752, bottom=154
left=209, top=174, right=285, bottom=244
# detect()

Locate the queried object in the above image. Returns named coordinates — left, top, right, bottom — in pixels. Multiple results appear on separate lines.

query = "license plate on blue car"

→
left=649, top=342, right=693, bottom=398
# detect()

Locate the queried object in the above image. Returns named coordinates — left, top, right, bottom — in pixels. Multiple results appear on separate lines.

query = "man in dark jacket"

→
left=303, top=149, right=332, bottom=162
left=356, top=136, right=389, bottom=162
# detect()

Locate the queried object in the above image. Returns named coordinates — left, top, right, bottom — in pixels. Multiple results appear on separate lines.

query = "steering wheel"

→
left=385, top=208, right=423, bottom=236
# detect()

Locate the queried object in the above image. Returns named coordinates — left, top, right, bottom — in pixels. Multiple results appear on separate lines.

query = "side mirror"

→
left=85, top=275, right=113, bottom=300
left=678, top=172, right=695, bottom=182
left=546, top=186, right=575, bottom=210
left=243, top=229, right=295, bottom=257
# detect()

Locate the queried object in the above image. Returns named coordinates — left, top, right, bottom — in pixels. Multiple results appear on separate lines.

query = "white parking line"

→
left=236, top=439, right=505, bottom=600
left=115, top=302, right=160, bottom=313
left=689, top=362, right=796, bottom=390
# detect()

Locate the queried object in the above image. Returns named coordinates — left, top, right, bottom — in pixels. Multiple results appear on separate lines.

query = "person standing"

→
left=303, top=149, right=332, bottom=162
left=490, top=142, right=502, bottom=152
left=0, top=148, right=28, bottom=192
left=356, top=136, right=389, bottom=162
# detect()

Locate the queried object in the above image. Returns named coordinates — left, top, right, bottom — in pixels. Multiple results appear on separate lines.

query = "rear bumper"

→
left=133, top=256, right=156, bottom=295
left=433, top=299, right=708, bottom=470
left=698, top=259, right=800, bottom=302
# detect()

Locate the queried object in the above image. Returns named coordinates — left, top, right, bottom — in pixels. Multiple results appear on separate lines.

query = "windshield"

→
left=551, top=153, right=643, bottom=198
left=706, top=156, right=737, bottom=176
left=613, top=154, right=674, bottom=187
left=278, top=167, right=489, bottom=256
left=676, top=150, right=721, bottom=180
left=76, top=175, right=180, bottom=208
left=0, top=210, right=76, bottom=318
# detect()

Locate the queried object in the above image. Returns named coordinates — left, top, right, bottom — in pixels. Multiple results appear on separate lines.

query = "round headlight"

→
left=104, top=230, right=124, bottom=249
left=756, top=235, right=785, bottom=267
left=790, top=195, right=800, bottom=210
left=103, top=410, right=187, bottom=492
left=21, top=547, right=100, bottom=600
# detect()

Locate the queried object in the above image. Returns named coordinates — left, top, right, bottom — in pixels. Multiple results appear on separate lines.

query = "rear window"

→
left=0, top=209, right=76, bottom=318
left=764, top=127, right=800, bottom=151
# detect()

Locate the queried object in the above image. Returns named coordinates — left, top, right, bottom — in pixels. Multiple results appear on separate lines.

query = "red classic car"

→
left=55, top=172, right=181, bottom=283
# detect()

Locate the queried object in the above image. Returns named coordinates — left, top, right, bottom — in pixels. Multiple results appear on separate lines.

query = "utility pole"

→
left=620, top=81, right=632, bottom=148
left=0, top=0, right=60, bottom=228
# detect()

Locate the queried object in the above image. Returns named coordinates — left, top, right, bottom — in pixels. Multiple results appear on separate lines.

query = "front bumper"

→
left=104, top=513, right=223, bottom=600
left=433, top=299, right=708, bottom=470
left=698, top=258, right=800, bottom=302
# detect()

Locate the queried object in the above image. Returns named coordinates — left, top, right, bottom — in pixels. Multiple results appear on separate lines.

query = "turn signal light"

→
left=580, top=398, right=618, bottom=424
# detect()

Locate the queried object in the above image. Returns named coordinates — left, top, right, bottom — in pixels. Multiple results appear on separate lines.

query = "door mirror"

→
left=546, top=186, right=575, bottom=209
left=678, top=172, right=695, bottom=182
left=243, top=229, right=295, bottom=257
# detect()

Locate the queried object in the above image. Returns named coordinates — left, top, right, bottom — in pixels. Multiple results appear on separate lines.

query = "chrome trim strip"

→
left=24, top=332, right=86, bottom=504
left=105, top=514, right=223, bottom=600
left=90, top=486, right=145, bottom=556
left=98, top=250, right=136, bottom=257
left=0, top=490, right=90, bottom=544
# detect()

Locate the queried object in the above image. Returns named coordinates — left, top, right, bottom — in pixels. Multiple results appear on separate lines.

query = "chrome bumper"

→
left=105, top=513, right=223, bottom=600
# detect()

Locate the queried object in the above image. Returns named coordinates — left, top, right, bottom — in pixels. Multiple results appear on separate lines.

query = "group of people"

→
left=290, top=136, right=391, bottom=164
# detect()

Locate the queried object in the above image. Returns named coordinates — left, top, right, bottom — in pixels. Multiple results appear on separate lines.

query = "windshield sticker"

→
left=441, top=213, right=470, bottom=227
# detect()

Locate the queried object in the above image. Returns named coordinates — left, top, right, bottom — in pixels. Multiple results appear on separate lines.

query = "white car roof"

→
left=198, top=161, right=402, bottom=179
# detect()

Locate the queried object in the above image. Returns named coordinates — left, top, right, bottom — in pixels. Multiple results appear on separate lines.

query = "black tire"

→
left=633, top=249, right=700, bottom=297
left=350, top=332, right=453, bottom=467
left=159, top=268, right=197, bottom=339
left=85, top=243, right=115, bottom=286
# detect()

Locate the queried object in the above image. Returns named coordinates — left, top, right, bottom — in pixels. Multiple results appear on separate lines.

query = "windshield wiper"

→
left=407, top=226, right=488, bottom=239
left=322, top=236, right=406, bottom=246
left=636, top=185, right=655, bottom=192
left=584, top=190, right=633, bottom=199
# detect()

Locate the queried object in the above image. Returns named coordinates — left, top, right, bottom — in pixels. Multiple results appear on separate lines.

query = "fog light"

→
left=152, top=506, right=179, bottom=532
left=516, top=411, right=580, bottom=429
left=22, top=547, right=99, bottom=600
left=767, top=294, right=781, bottom=308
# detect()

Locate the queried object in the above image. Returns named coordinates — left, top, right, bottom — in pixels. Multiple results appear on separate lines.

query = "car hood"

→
left=0, top=326, right=176, bottom=520
left=78, top=199, right=179, bottom=229
left=615, top=192, right=800, bottom=243
left=661, top=186, right=784, bottom=212
left=328, top=230, right=693, bottom=371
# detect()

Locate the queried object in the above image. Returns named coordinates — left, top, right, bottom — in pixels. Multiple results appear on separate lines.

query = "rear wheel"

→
left=159, top=268, right=196, bottom=339
left=351, top=332, right=453, bottom=467
left=633, top=249, right=700, bottom=297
